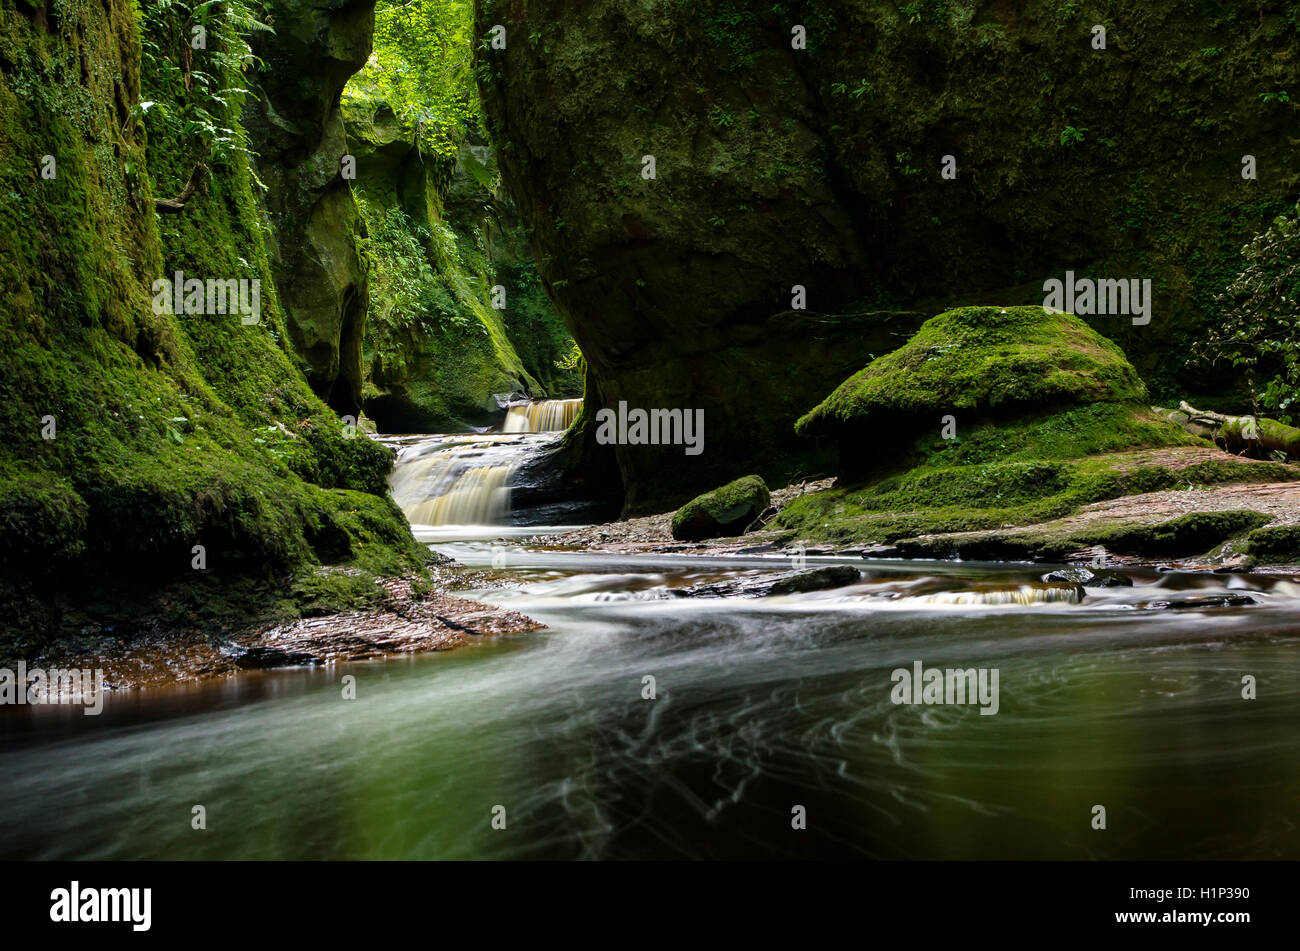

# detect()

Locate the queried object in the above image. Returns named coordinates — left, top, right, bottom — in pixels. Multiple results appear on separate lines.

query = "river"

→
left=1, top=417, right=1298, bottom=860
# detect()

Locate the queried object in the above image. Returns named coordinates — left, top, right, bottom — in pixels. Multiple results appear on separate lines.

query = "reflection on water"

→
left=2, top=549, right=1298, bottom=860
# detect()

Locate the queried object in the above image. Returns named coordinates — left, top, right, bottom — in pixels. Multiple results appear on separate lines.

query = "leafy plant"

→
left=136, top=0, right=270, bottom=167
left=1059, top=125, right=1088, bottom=148
left=344, top=0, right=482, bottom=158
left=1195, top=203, right=1300, bottom=423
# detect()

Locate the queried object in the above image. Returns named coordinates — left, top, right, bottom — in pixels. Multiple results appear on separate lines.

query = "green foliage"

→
left=1058, top=125, right=1087, bottom=148
left=360, top=197, right=476, bottom=342
left=1195, top=203, right=1300, bottom=423
left=136, top=0, right=269, bottom=167
left=345, top=0, right=480, bottom=158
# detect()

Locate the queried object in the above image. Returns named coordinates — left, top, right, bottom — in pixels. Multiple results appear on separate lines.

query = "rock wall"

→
left=0, top=0, right=423, bottom=650
left=343, top=89, right=580, bottom=431
left=475, top=0, right=1300, bottom=513
left=246, top=0, right=377, bottom=415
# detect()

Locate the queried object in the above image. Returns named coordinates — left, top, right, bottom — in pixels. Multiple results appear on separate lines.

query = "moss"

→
left=1245, top=524, right=1300, bottom=564
left=894, top=510, right=1274, bottom=562
left=671, top=475, right=770, bottom=541
left=796, top=306, right=1147, bottom=436
left=776, top=402, right=1299, bottom=546
left=0, top=0, right=426, bottom=651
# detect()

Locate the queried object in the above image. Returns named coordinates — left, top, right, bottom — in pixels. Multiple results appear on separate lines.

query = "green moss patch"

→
left=672, top=475, right=771, bottom=541
left=796, top=306, right=1147, bottom=436
left=777, top=402, right=1298, bottom=547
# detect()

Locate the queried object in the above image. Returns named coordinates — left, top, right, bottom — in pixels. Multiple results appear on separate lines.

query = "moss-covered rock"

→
left=894, top=510, right=1274, bottom=562
left=1245, top=524, right=1300, bottom=565
left=796, top=306, right=1147, bottom=436
left=475, top=0, right=1300, bottom=511
left=671, top=475, right=771, bottom=541
left=244, top=0, right=377, bottom=416
left=0, top=0, right=424, bottom=653
left=775, top=401, right=1299, bottom=548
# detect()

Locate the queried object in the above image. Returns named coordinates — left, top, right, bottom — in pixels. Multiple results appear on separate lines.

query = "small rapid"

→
left=384, top=399, right=588, bottom=531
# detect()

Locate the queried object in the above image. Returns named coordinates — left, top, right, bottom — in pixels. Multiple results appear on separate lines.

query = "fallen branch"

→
left=153, top=162, right=206, bottom=214
left=1153, top=402, right=1300, bottom=461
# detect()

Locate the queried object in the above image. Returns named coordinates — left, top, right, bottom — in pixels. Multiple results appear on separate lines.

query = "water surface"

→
left=2, top=546, right=1297, bottom=860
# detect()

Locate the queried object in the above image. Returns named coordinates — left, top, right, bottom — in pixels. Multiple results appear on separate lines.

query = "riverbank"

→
left=17, top=449, right=1300, bottom=694
left=17, top=571, right=542, bottom=693
left=537, top=454, right=1300, bottom=572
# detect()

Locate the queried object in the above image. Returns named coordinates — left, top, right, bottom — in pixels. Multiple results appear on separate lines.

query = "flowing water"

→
left=503, top=398, right=582, bottom=433
left=386, top=432, right=538, bottom=528
left=2, top=427, right=1299, bottom=860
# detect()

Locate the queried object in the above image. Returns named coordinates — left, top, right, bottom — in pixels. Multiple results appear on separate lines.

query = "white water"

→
left=387, top=434, right=522, bottom=526
left=503, top=398, right=581, bottom=433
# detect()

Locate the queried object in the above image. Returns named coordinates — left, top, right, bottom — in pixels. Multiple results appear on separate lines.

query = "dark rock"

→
left=245, top=0, right=377, bottom=416
left=673, top=565, right=861, bottom=599
left=228, top=646, right=321, bottom=670
left=860, top=544, right=904, bottom=559
left=1144, top=595, right=1258, bottom=610
left=1043, top=566, right=1133, bottom=588
left=769, top=565, right=863, bottom=596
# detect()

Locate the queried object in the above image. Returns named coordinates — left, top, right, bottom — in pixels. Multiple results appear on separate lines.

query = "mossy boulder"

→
left=797, top=306, right=1147, bottom=438
left=671, top=476, right=770, bottom=541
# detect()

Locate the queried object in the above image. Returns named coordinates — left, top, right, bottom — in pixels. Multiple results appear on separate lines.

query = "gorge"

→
left=1, top=0, right=1299, bottom=863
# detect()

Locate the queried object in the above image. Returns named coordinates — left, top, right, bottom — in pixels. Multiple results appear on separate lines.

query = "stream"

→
left=2, top=411, right=1298, bottom=860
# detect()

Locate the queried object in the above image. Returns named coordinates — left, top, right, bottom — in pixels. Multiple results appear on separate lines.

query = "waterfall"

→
left=388, top=436, right=518, bottom=526
left=502, top=398, right=581, bottom=433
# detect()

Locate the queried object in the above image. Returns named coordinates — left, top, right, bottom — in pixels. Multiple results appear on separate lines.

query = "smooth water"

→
left=2, top=543, right=1298, bottom=860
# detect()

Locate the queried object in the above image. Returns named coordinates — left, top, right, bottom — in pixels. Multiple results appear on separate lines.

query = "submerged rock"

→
left=1043, top=566, right=1133, bottom=588
left=1143, top=595, right=1258, bottom=610
left=769, top=565, right=864, bottom=596
left=671, top=476, right=771, bottom=541
left=673, top=565, right=861, bottom=599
